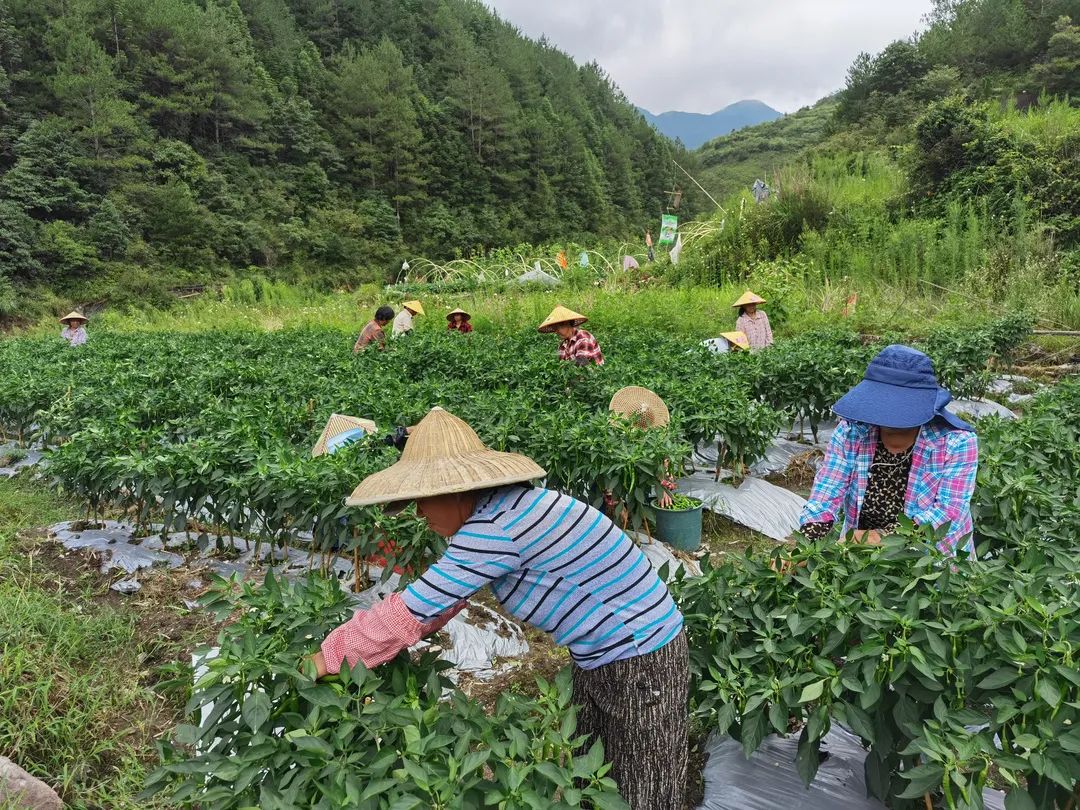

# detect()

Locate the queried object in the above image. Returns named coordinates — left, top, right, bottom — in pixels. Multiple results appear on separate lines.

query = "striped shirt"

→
left=402, top=485, right=683, bottom=669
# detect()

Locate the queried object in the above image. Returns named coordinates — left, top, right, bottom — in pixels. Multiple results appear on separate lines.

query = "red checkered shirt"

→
left=558, top=328, right=604, bottom=365
left=321, top=593, right=464, bottom=674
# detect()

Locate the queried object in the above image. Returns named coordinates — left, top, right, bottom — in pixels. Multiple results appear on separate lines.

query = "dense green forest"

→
left=0, top=0, right=693, bottom=315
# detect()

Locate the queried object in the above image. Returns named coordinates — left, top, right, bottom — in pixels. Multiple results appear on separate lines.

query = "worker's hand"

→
left=656, top=490, right=673, bottom=509
left=421, top=600, right=467, bottom=635
left=848, top=529, right=882, bottom=546
left=311, top=650, right=329, bottom=679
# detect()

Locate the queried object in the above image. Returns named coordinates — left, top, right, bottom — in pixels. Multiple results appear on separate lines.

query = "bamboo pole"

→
left=672, top=159, right=725, bottom=211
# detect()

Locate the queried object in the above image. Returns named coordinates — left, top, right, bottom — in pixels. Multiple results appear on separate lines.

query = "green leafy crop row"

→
left=0, top=315, right=1029, bottom=574
left=144, top=572, right=629, bottom=810
left=673, top=378, right=1080, bottom=810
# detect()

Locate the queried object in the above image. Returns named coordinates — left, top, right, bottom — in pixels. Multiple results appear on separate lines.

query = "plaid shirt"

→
left=61, top=326, right=87, bottom=346
left=558, top=328, right=604, bottom=365
left=735, top=311, right=773, bottom=350
left=800, top=419, right=979, bottom=555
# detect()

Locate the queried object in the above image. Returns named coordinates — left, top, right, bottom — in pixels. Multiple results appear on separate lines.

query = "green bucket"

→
left=652, top=498, right=704, bottom=551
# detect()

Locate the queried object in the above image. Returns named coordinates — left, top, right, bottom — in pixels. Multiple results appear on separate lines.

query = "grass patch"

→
left=701, top=511, right=778, bottom=562
left=0, top=477, right=213, bottom=809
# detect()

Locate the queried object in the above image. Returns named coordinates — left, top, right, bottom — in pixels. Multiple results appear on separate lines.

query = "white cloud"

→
left=484, top=0, right=935, bottom=113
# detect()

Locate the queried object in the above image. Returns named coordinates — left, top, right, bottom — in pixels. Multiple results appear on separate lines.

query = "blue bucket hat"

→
left=833, top=345, right=973, bottom=431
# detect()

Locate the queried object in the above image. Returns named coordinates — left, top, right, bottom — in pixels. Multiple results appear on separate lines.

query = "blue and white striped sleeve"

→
left=400, top=522, right=521, bottom=621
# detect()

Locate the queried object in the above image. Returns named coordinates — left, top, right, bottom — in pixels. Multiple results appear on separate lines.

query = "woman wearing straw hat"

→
left=608, top=386, right=677, bottom=510
left=732, top=291, right=773, bottom=350
left=539, top=306, right=604, bottom=366
left=313, top=406, right=688, bottom=808
left=59, top=311, right=89, bottom=347
left=798, top=345, right=978, bottom=555
left=446, top=308, right=473, bottom=333
left=392, top=300, right=424, bottom=337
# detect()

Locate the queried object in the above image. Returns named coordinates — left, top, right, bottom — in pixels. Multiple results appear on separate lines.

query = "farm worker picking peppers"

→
left=59, top=310, right=89, bottom=346
left=446, top=308, right=473, bottom=333
left=312, top=406, right=689, bottom=809
left=539, top=305, right=604, bottom=366
left=353, top=305, right=393, bottom=353
left=392, top=300, right=424, bottom=337
left=732, top=290, right=773, bottom=350
left=798, top=345, right=978, bottom=555
left=607, top=386, right=678, bottom=512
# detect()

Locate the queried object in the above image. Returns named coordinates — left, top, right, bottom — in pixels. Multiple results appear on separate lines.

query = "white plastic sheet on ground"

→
left=697, top=728, right=1007, bottom=810
left=514, top=267, right=560, bottom=286
left=51, top=520, right=184, bottom=575
left=749, top=437, right=823, bottom=478
left=679, top=473, right=806, bottom=542
left=0, top=443, right=44, bottom=478
left=947, top=398, right=1017, bottom=421
left=440, top=603, right=529, bottom=675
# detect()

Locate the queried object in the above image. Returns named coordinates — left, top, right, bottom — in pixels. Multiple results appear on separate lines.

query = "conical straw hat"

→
left=446, top=308, right=471, bottom=321
left=731, top=290, right=766, bottom=308
left=720, top=331, right=750, bottom=351
left=312, top=414, right=378, bottom=457
left=403, top=300, right=425, bottom=316
left=538, top=305, right=587, bottom=333
left=60, top=310, right=87, bottom=325
left=609, top=386, right=671, bottom=429
left=346, top=407, right=545, bottom=506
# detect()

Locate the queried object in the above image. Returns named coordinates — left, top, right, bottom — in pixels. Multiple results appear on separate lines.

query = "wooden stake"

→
left=923, top=793, right=933, bottom=810
left=354, top=548, right=361, bottom=594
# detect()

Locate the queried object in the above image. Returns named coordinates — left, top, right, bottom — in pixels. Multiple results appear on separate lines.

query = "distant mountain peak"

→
left=638, top=101, right=783, bottom=149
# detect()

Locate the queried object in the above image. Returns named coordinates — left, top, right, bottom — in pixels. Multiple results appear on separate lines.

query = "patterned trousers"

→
left=572, top=631, right=689, bottom=809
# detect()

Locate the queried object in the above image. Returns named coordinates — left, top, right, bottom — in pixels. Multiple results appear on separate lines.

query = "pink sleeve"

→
left=320, top=592, right=464, bottom=674
left=764, top=314, right=774, bottom=344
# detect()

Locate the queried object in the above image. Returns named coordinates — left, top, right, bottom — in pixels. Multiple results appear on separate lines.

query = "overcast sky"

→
left=484, top=0, right=935, bottom=114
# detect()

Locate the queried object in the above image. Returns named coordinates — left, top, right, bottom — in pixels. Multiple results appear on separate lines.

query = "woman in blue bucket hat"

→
left=799, top=345, right=979, bottom=556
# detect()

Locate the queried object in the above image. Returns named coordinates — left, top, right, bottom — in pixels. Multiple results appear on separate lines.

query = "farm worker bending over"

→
left=799, top=345, right=978, bottom=555
left=353, top=305, right=393, bottom=354
left=446, top=308, right=473, bottom=333
left=539, top=306, right=604, bottom=366
left=59, top=310, right=89, bottom=346
left=393, top=300, right=424, bottom=337
left=313, top=407, right=689, bottom=809
left=732, top=290, right=773, bottom=350
left=607, top=386, right=677, bottom=512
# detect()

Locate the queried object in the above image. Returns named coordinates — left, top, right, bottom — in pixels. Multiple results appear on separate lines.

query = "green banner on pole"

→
left=658, top=214, right=678, bottom=246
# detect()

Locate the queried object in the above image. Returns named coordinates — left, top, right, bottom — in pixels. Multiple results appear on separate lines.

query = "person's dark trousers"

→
left=572, top=630, right=689, bottom=809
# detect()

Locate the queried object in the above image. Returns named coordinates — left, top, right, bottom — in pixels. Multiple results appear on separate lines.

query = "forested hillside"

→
left=695, top=0, right=1080, bottom=205
left=680, top=0, right=1080, bottom=328
left=0, top=0, right=690, bottom=314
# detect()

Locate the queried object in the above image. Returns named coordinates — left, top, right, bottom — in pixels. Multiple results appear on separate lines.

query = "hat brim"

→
left=346, top=450, right=546, bottom=506
left=833, top=379, right=939, bottom=429
left=538, top=318, right=586, bottom=334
